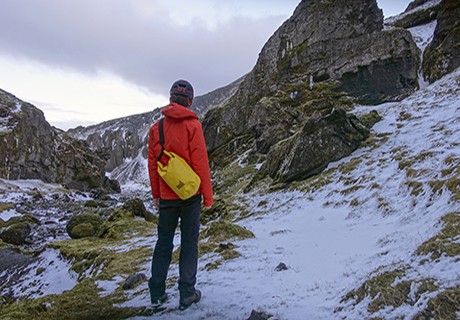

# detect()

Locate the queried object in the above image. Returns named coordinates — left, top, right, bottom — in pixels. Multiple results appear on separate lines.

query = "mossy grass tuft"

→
left=50, top=236, right=152, bottom=280
left=0, top=280, right=149, bottom=320
left=0, top=202, right=14, bottom=212
left=201, top=220, right=254, bottom=243
left=414, top=285, right=460, bottom=320
left=340, top=268, right=409, bottom=312
left=340, top=269, right=440, bottom=315
left=416, top=211, right=460, bottom=260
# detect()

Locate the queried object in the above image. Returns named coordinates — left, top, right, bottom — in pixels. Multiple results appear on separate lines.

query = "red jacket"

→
left=148, top=102, right=214, bottom=207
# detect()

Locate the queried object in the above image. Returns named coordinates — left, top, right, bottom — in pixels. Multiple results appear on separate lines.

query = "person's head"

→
left=169, top=79, right=194, bottom=107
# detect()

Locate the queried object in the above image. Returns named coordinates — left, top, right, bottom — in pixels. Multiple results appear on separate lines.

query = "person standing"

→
left=147, top=79, right=214, bottom=310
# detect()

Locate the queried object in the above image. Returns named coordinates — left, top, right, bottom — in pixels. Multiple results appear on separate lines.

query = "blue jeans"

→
left=149, top=194, right=201, bottom=299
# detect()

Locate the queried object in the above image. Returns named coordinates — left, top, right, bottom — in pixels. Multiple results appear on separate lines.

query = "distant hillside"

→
left=67, top=76, right=243, bottom=186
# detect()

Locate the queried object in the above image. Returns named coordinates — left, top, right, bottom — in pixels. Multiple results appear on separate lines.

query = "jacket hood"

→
left=161, top=102, right=198, bottom=120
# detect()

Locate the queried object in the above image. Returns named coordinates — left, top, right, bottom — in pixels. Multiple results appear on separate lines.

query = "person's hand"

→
left=204, top=205, right=212, bottom=210
left=154, top=198, right=160, bottom=210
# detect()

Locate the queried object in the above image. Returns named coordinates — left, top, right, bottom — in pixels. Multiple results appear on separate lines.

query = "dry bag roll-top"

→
left=157, top=118, right=201, bottom=200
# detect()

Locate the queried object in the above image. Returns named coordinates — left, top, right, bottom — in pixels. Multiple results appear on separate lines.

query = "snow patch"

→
left=3, top=249, right=78, bottom=298
left=0, top=208, right=20, bottom=221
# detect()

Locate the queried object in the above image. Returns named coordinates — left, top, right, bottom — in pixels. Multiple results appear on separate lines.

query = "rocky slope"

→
left=69, top=0, right=458, bottom=194
left=423, top=0, right=460, bottom=82
left=0, top=89, right=119, bottom=192
left=202, top=0, right=419, bottom=189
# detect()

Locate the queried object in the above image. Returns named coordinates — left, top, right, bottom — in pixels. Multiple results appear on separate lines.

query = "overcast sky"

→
left=0, top=0, right=412, bottom=130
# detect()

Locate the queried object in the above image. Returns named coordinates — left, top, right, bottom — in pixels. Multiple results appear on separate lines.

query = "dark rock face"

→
left=235, top=0, right=419, bottom=106
left=0, top=89, right=119, bottom=192
left=392, top=4, right=439, bottom=29
left=423, top=0, right=460, bottom=83
left=338, top=30, right=420, bottom=104
left=405, top=0, right=434, bottom=12
left=263, top=108, right=369, bottom=183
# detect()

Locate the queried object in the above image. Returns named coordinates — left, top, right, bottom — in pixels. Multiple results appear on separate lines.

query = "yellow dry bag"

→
left=157, top=150, right=201, bottom=200
left=157, top=118, right=201, bottom=200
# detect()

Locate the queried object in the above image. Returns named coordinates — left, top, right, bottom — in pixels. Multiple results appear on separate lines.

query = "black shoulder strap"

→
left=157, top=118, right=165, bottom=161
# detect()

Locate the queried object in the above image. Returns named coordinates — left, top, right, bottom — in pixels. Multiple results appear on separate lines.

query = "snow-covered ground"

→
left=121, top=68, right=460, bottom=319
left=3, top=61, right=458, bottom=316
left=3, top=249, right=78, bottom=298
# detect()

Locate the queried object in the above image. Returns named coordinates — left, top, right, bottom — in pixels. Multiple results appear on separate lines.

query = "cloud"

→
left=0, top=0, right=292, bottom=96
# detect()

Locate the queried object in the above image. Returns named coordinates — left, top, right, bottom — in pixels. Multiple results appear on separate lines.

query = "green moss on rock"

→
left=66, top=212, right=103, bottom=239
left=84, top=200, right=99, bottom=208
left=359, top=110, right=382, bottom=129
left=0, top=221, right=31, bottom=245
left=71, top=223, right=97, bottom=239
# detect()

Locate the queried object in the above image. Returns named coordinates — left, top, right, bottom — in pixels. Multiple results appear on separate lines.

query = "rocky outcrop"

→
left=423, top=0, right=460, bottom=83
left=405, top=0, right=435, bottom=12
left=68, top=111, right=156, bottom=174
left=203, top=0, right=420, bottom=188
left=234, top=0, right=419, bottom=107
left=203, top=0, right=403, bottom=187
left=262, top=108, right=369, bottom=183
left=0, top=89, right=119, bottom=192
left=391, top=2, right=439, bottom=29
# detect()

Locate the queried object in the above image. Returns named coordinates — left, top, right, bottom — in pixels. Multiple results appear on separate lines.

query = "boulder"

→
left=66, top=212, right=103, bottom=239
left=122, top=273, right=147, bottom=290
left=263, top=108, right=369, bottom=183
left=247, top=310, right=273, bottom=320
left=0, top=214, right=41, bottom=245
left=122, top=198, right=156, bottom=222
left=0, top=222, right=31, bottom=245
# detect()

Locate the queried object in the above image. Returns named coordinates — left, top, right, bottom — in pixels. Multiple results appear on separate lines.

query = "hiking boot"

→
left=179, top=290, right=201, bottom=310
left=151, top=293, right=168, bottom=306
